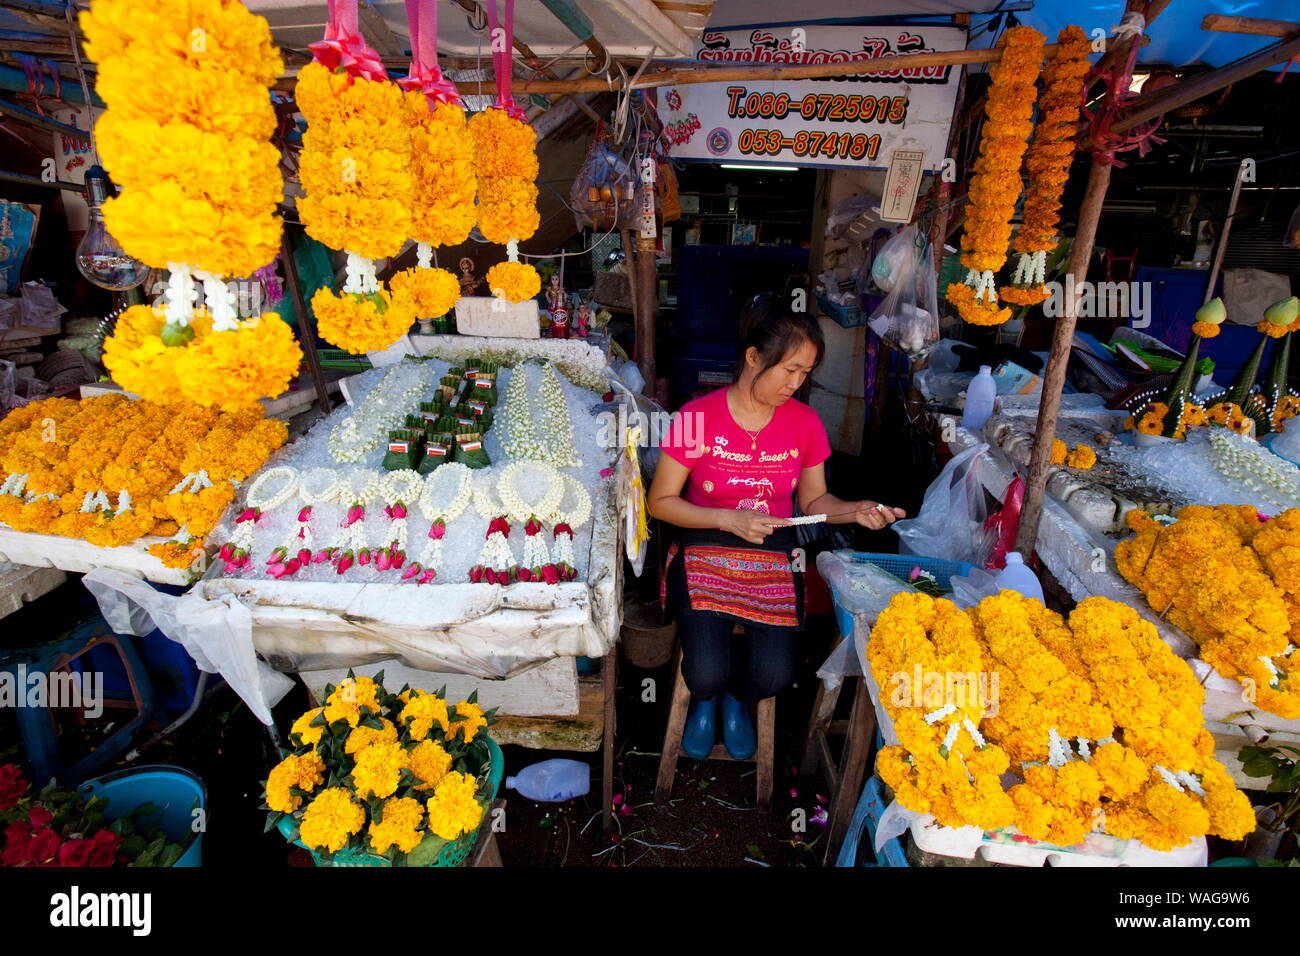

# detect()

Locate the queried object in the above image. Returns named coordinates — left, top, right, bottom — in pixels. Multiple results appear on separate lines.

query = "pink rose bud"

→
left=267, top=547, right=287, bottom=565
left=600, top=468, right=614, bottom=478
left=346, top=504, right=364, bottom=525
left=237, top=508, right=258, bottom=523
left=376, top=551, right=392, bottom=572
left=418, top=569, right=436, bottom=585
left=297, top=548, right=312, bottom=565
left=298, top=506, right=313, bottom=522
left=428, top=521, right=446, bottom=540
left=392, top=550, right=405, bottom=569
left=358, top=548, right=371, bottom=566
left=313, top=549, right=332, bottom=564
left=401, top=563, right=421, bottom=580
left=337, top=552, right=354, bottom=574
left=218, top=543, right=233, bottom=561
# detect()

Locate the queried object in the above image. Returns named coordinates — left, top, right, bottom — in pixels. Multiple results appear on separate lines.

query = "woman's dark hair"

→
left=734, top=291, right=825, bottom=387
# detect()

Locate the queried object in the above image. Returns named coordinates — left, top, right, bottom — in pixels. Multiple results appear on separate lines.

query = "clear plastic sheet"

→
left=83, top=568, right=294, bottom=726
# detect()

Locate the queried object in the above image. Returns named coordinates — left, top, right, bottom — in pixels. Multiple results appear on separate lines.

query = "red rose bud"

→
left=554, top=523, right=573, bottom=537
left=401, top=563, right=422, bottom=580
left=218, top=543, right=234, bottom=561
left=237, top=508, right=258, bottom=523
left=542, top=564, right=561, bottom=585
left=297, top=548, right=312, bottom=565
left=469, top=566, right=484, bottom=583
left=428, top=520, right=446, bottom=540
left=285, top=558, right=302, bottom=574
left=376, top=551, right=392, bottom=571
left=298, top=506, right=313, bottom=522
left=392, top=550, right=405, bottom=569
left=337, top=551, right=355, bottom=573
left=517, top=567, right=532, bottom=581
left=602, top=391, right=614, bottom=402
left=418, top=569, right=437, bottom=585
left=487, top=517, right=510, bottom=537
left=346, top=504, right=364, bottom=525
left=525, top=519, right=541, bottom=536
left=358, top=548, right=371, bottom=566
left=267, top=547, right=287, bottom=565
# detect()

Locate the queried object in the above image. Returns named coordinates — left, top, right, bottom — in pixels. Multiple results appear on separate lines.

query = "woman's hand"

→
left=854, top=501, right=906, bottom=530
left=721, top=509, right=790, bottom=544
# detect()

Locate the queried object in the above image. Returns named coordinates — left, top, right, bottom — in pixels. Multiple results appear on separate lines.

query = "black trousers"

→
left=678, top=604, right=799, bottom=702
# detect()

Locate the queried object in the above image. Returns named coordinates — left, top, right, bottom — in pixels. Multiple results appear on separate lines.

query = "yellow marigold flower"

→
left=389, top=266, right=460, bottom=320
left=425, top=771, right=483, bottom=840
left=1050, top=438, right=1067, bottom=465
left=351, top=740, right=408, bottom=800
left=290, top=707, right=327, bottom=747
left=486, top=261, right=542, bottom=304
left=345, top=717, right=398, bottom=755
left=312, top=287, right=415, bottom=355
left=368, top=796, right=425, bottom=855
left=398, top=690, right=450, bottom=741
left=266, top=751, right=326, bottom=813
left=449, top=700, right=488, bottom=742
left=323, top=675, right=381, bottom=728
left=407, top=738, right=452, bottom=791
left=298, top=787, right=366, bottom=853
left=1065, top=444, right=1096, bottom=470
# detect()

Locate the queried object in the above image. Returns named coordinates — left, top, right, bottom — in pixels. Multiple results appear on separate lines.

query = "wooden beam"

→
left=1113, top=33, right=1300, bottom=133
left=0, top=95, right=87, bottom=137
left=1202, top=14, right=1300, bottom=38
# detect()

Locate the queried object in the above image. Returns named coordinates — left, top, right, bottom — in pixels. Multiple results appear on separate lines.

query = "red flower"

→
left=525, top=519, right=542, bottom=536
left=541, top=564, right=560, bottom=585
left=428, top=519, right=446, bottom=540
left=554, top=523, right=573, bottom=538
left=1, top=821, right=34, bottom=865
left=25, top=826, right=59, bottom=866
left=86, top=830, right=121, bottom=867
left=58, top=838, right=93, bottom=867
left=487, top=518, right=511, bottom=537
left=0, top=764, right=29, bottom=811
left=28, top=806, right=52, bottom=828
left=298, top=506, right=313, bottom=522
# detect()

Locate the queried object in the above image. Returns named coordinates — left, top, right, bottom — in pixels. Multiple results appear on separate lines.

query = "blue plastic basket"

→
left=836, top=775, right=908, bottom=867
left=79, top=765, right=206, bottom=867
left=815, top=291, right=870, bottom=329
left=829, top=552, right=976, bottom=640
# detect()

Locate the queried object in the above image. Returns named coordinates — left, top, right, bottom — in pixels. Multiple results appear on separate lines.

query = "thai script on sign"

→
left=698, top=29, right=952, bottom=84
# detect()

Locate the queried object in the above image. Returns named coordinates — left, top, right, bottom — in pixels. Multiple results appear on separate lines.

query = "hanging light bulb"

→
left=76, top=166, right=149, bottom=290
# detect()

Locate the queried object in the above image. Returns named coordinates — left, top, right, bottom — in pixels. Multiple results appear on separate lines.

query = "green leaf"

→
left=156, top=844, right=184, bottom=868
left=404, top=832, right=449, bottom=868
left=84, top=796, right=109, bottom=814
left=745, top=843, right=766, bottom=861
left=130, top=802, right=159, bottom=819
left=121, top=834, right=146, bottom=858
left=1239, top=746, right=1282, bottom=780
left=263, top=811, right=283, bottom=834
left=373, top=669, right=385, bottom=687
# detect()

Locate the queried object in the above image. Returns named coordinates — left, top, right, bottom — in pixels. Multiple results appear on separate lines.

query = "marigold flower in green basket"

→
left=368, top=796, right=426, bottom=855
left=425, top=771, right=484, bottom=840
left=299, top=788, right=366, bottom=853
left=351, top=740, right=408, bottom=800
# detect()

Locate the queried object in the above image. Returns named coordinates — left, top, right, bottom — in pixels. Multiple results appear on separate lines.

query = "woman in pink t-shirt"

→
left=649, top=296, right=906, bottom=760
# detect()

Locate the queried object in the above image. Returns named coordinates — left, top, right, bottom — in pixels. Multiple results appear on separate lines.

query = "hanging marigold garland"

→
left=1000, top=25, right=1091, bottom=306
left=387, top=0, right=473, bottom=321
left=946, top=26, right=1045, bottom=326
left=84, top=0, right=302, bottom=410
left=295, top=1, right=416, bottom=354
left=470, top=0, right=542, bottom=303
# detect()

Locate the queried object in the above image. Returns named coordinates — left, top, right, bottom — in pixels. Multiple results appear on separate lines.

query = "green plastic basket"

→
left=279, top=736, right=504, bottom=868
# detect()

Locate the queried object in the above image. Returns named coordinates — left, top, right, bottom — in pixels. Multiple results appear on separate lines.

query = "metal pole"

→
left=1202, top=158, right=1250, bottom=304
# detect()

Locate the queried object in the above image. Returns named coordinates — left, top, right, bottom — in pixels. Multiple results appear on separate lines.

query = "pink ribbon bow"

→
left=310, top=0, right=390, bottom=83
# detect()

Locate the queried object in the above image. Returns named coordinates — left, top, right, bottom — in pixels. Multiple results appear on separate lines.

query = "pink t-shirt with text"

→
left=660, top=386, right=831, bottom=520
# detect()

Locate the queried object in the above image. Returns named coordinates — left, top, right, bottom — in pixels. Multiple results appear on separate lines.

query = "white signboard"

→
left=656, top=24, right=964, bottom=172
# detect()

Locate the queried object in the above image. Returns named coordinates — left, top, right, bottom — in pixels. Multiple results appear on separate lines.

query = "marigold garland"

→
left=311, top=287, right=415, bottom=355
left=0, top=394, right=285, bottom=557
left=1257, top=320, right=1293, bottom=339
left=405, top=94, right=477, bottom=248
left=1000, top=26, right=1090, bottom=304
left=388, top=265, right=460, bottom=320
left=265, top=675, right=496, bottom=863
left=945, top=26, right=1045, bottom=326
left=485, top=261, right=542, bottom=304
left=1117, top=506, right=1300, bottom=719
left=870, top=591, right=1254, bottom=850
left=81, top=0, right=283, bottom=277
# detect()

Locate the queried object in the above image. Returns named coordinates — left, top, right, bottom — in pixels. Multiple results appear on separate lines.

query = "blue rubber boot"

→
left=721, top=691, right=757, bottom=760
left=681, top=695, right=718, bottom=760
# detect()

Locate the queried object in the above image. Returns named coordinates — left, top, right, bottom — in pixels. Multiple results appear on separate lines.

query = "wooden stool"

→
left=799, top=637, right=878, bottom=865
left=654, top=646, right=775, bottom=811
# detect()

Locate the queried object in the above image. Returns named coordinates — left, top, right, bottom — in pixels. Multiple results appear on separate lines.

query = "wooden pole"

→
left=1202, top=14, right=1300, bottom=38
left=1013, top=160, right=1113, bottom=556
left=280, top=229, right=332, bottom=422
left=634, top=235, right=658, bottom=389
left=1202, top=159, right=1250, bottom=305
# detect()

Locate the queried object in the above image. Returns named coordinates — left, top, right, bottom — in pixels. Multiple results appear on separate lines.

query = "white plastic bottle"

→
left=993, top=551, right=1044, bottom=603
left=961, top=365, right=997, bottom=433
left=505, top=759, right=591, bottom=802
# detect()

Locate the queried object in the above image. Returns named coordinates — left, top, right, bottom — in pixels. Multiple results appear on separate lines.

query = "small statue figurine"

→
left=458, top=257, right=483, bottom=298
left=545, top=273, right=564, bottom=313
left=576, top=297, right=591, bottom=338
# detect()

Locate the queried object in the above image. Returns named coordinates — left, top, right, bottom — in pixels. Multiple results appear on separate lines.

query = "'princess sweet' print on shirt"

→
left=661, top=386, right=831, bottom=519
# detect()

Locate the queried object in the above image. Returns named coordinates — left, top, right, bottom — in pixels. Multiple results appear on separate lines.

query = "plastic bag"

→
left=893, top=443, right=998, bottom=566
left=570, top=136, right=638, bottom=232
left=867, top=226, right=939, bottom=359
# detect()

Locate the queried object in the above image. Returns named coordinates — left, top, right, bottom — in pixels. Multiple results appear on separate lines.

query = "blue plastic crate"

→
left=815, top=291, right=869, bottom=329
left=829, top=552, right=975, bottom=639
left=837, top=775, right=909, bottom=867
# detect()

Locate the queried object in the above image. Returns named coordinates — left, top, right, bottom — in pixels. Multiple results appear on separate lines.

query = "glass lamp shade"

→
left=76, top=207, right=149, bottom=291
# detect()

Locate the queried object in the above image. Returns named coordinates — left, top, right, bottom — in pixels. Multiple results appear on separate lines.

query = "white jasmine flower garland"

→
left=408, top=461, right=473, bottom=584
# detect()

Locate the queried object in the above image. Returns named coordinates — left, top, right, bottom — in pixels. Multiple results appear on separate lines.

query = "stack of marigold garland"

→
left=265, top=674, right=494, bottom=863
left=471, top=107, right=542, bottom=303
left=296, top=61, right=419, bottom=354
left=1117, top=505, right=1300, bottom=720
left=0, top=394, right=286, bottom=566
left=870, top=591, right=1254, bottom=851
left=84, top=0, right=302, bottom=410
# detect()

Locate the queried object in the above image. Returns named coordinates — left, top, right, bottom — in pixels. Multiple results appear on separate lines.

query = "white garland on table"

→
left=225, top=465, right=297, bottom=571
left=410, top=462, right=473, bottom=583
left=416, top=337, right=611, bottom=393
left=1207, top=428, right=1300, bottom=512
left=497, top=461, right=565, bottom=523
left=377, top=469, right=424, bottom=559
left=291, top=468, right=345, bottom=560
left=470, top=470, right=515, bottom=583
left=537, top=363, right=580, bottom=466
left=499, top=365, right=544, bottom=459
left=473, top=469, right=506, bottom=519
left=327, top=363, right=428, bottom=464
left=549, top=474, right=593, bottom=577
left=324, top=469, right=381, bottom=569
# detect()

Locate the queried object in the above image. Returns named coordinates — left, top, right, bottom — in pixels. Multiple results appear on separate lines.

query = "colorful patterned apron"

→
left=661, top=526, right=803, bottom=630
